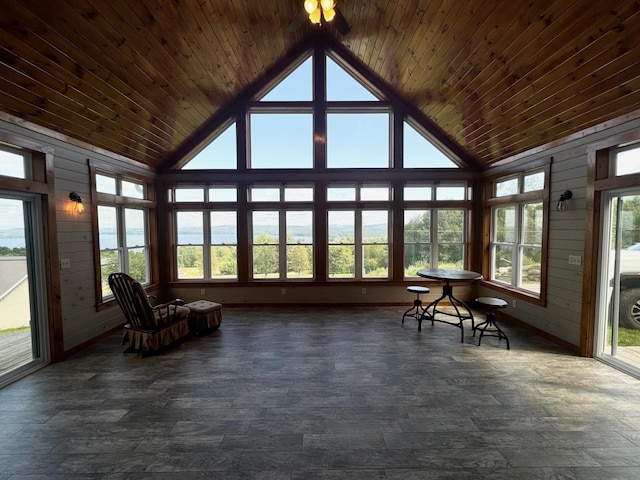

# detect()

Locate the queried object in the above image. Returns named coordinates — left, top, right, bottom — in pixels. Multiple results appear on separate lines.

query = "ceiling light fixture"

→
left=304, top=0, right=336, bottom=25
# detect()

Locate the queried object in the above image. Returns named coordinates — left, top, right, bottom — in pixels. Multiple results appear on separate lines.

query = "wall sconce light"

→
left=556, top=190, right=572, bottom=213
left=69, top=191, right=86, bottom=215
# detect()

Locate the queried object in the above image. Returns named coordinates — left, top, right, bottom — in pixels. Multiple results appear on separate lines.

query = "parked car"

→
left=613, top=244, right=640, bottom=329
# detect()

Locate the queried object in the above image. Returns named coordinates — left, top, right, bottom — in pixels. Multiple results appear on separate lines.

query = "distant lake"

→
left=0, top=222, right=387, bottom=250
left=0, top=237, right=25, bottom=249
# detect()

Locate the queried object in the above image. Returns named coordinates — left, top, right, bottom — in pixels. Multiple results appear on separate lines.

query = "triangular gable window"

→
left=326, top=57, right=377, bottom=101
left=260, top=57, right=312, bottom=102
left=403, top=121, right=457, bottom=168
left=181, top=122, right=237, bottom=170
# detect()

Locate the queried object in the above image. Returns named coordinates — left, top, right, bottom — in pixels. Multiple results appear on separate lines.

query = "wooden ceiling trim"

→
left=470, top=29, right=640, bottom=159
left=0, top=12, right=188, bottom=143
left=463, top=4, right=640, bottom=157
left=396, top=0, right=454, bottom=94
left=2, top=2, right=195, bottom=149
left=373, top=1, right=418, bottom=87
left=419, top=0, right=503, bottom=91
left=0, top=86, right=163, bottom=162
left=422, top=0, right=557, bottom=120
left=449, top=0, right=627, bottom=139
left=0, top=65, right=168, bottom=161
left=477, top=72, right=640, bottom=165
left=412, top=2, right=487, bottom=89
left=433, top=0, right=583, bottom=135
left=0, top=25, right=183, bottom=156
left=82, top=0, right=217, bottom=123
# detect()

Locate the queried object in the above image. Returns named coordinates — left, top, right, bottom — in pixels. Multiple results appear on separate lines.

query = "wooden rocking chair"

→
left=108, top=272, right=190, bottom=355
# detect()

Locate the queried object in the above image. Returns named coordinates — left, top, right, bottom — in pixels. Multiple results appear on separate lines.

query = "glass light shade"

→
left=304, top=0, right=318, bottom=14
left=309, top=8, right=322, bottom=23
left=69, top=192, right=86, bottom=214
left=323, top=7, right=336, bottom=22
left=321, top=0, right=335, bottom=9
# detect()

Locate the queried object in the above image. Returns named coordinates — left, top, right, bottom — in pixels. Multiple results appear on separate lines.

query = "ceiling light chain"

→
left=304, top=0, right=337, bottom=25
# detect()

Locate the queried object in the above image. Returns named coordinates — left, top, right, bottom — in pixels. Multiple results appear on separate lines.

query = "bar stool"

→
left=402, top=285, right=430, bottom=323
left=474, top=297, right=510, bottom=349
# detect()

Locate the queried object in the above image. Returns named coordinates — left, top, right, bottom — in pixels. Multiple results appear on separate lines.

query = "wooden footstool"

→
left=184, top=300, right=222, bottom=335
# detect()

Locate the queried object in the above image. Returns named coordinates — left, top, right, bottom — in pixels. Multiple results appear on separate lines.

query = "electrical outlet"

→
left=361, top=287, right=367, bottom=295
left=60, top=258, right=71, bottom=269
left=512, top=299, right=517, bottom=309
left=200, top=288, right=206, bottom=296
left=568, top=255, right=582, bottom=266
left=281, top=288, right=286, bottom=295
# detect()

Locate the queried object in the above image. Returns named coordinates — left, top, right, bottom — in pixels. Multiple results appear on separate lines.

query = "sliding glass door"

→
left=596, top=190, right=640, bottom=376
left=0, top=193, right=48, bottom=387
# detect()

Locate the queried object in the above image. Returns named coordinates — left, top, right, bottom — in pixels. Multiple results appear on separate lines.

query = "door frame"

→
left=583, top=128, right=640, bottom=357
left=0, top=132, right=64, bottom=369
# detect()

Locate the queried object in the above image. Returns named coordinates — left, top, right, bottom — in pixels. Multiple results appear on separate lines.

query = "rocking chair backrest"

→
left=108, top=272, right=155, bottom=328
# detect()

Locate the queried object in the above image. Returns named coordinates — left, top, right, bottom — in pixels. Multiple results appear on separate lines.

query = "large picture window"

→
left=168, top=49, right=474, bottom=286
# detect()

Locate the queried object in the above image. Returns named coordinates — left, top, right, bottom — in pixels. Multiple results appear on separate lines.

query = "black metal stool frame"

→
left=474, top=298, right=510, bottom=350
left=402, top=286, right=429, bottom=324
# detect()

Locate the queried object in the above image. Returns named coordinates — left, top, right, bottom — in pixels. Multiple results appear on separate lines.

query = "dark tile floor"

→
left=1, top=306, right=640, bottom=479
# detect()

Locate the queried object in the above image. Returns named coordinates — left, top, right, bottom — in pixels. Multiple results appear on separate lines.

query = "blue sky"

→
left=182, top=55, right=457, bottom=170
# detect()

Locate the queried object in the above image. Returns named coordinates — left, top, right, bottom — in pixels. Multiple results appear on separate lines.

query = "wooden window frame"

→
left=89, top=160, right=157, bottom=310
left=482, top=161, right=550, bottom=306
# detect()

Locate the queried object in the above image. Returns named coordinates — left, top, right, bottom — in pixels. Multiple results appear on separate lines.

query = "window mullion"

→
left=279, top=209, right=286, bottom=280
left=203, top=210, right=212, bottom=279
left=355, top=209, right=363, bottom=279
left=118, top=206, right=128, bottom=274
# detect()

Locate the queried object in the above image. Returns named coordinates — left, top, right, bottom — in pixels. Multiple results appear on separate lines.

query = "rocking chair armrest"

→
left=152, top=298, right=185, bottom=309
left=151, top=299, right=188, bottom=325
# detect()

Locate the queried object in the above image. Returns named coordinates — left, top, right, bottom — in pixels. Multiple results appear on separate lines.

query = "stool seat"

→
left=476, top=297, right=507, bottom=309
left=184, top=300, right=222, bottom=335
left=402, top=285, right=430, bottom=324
left=407, top=285, right=430, bottom=295
left=474, top=297, right=509, bottom=349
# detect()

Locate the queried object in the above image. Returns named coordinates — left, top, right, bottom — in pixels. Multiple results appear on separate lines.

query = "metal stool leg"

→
left=477, top=308, right=510, bottom=350
left=402, top=294, right=423, bottom=323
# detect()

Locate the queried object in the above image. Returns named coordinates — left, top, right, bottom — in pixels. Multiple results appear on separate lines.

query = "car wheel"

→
left=618, top=288, right=640, bottom=329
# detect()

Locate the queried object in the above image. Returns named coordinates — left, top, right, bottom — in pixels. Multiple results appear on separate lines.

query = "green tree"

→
left=289, top=244, right=311, bottom=275
left=253, top=233, right=278, bottom=277
left=128, top=250, right=148, bottom=283
left=329, top=244, right=354, bottom=277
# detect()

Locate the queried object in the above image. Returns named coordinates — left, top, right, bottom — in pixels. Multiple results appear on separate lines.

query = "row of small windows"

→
left=168, top=184, right=470, bottom=203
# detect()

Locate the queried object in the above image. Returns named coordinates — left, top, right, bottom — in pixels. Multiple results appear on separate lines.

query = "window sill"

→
left=481, top=280, right=546, bottom=307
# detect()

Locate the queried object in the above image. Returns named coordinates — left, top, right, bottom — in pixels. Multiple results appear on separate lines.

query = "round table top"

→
left=416, top=268, right=483, bottom=282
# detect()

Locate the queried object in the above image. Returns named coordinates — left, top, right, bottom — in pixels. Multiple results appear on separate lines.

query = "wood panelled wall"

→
left=479, top=116, right=640, bottom=347
left=0, top=119, right=150, bottom=352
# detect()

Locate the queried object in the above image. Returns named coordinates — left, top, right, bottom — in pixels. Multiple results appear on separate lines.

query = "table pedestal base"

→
left=418, top=284, right=475, bottom=342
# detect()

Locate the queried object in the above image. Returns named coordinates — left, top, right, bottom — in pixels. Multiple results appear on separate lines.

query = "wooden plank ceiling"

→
left=1, top=0, right=640, bottom=170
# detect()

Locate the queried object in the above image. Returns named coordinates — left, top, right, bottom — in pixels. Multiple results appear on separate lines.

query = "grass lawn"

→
left=0, top=327, right=30, bottom=336
left=608, top=326, right=640, bottom=346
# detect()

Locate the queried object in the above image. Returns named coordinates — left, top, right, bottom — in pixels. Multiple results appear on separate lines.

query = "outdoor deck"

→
left=0, top=330, right=33, bottom=375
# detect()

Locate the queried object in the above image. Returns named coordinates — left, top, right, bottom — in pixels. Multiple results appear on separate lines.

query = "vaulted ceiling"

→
left=2, top=1, right=640, bottom=171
